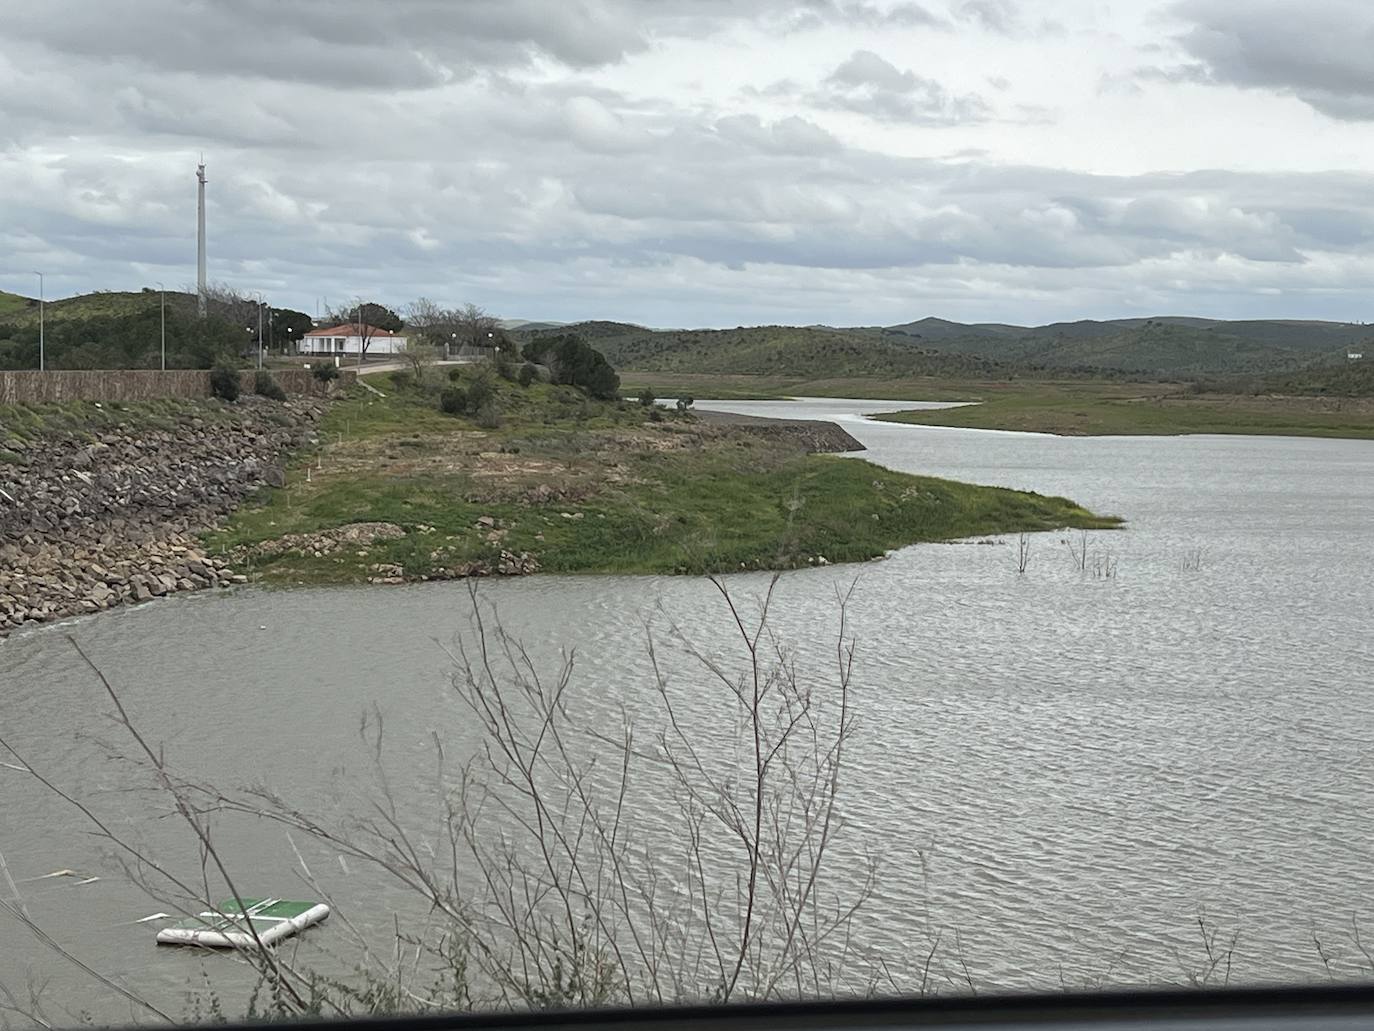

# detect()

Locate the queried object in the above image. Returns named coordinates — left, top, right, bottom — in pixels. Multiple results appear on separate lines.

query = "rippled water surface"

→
left=4, top=399, right=1374, bottom=1016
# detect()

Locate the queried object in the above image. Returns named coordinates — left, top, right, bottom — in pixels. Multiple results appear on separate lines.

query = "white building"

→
left=298, top=323, right=408, bottom=357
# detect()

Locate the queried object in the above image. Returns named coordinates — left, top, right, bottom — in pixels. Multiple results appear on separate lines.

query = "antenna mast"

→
left=196, top=158, right=208, bottom=318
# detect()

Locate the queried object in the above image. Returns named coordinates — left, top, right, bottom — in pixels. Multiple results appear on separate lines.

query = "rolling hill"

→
left=523, top=314, right=1371, bottom=383
left=537, top=322, right=1011, bottom=379
left=879, top=315, right=1368, bottom=377
left=0, top=288, right=208, bottom=330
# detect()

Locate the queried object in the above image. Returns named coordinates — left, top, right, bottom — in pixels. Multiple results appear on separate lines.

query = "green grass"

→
left=0, top=397, right=249, bottom=442
left=871, top=382, right=1374, bottom=438
left=206, top=369, right=1119, bottom=584
left=0, top=291, right=30, bottom=319
left=620, top=373, right=1374, bottom=439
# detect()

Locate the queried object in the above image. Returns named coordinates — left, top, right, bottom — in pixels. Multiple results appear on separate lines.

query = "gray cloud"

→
left=813, top=50, right=991, bottom=124
left=1170, top=0, right=1374, bottom=120
left=4, top=0, right=1374, bottom=326
left=955, top=0, right=1020, bottom=33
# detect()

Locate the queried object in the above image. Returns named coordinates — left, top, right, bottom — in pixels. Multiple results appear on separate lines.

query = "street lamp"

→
left=155, top=281, right=166, bottom=370
left=256, top=293, right=264, bottom=370
left=32, top=271, right=43, bottom=371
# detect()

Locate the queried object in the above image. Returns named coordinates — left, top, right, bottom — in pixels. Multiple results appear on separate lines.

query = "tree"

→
left=404, top=297, right=457, bottom=351
left=522, top=333, right=621, bottom=400
left=202, top=283, right=260, bottom=337
left=637, top=386, right=655, bottom=407
left=271, top=308, right=313, bottom=353
left=456, top=302, right=498, bottom=353
left=399, top=340, right=439, bottom=382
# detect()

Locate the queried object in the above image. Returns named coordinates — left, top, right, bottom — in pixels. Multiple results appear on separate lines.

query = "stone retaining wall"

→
left=0, top=368, right=354, bottom=405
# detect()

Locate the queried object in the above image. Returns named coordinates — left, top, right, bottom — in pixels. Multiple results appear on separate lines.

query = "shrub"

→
left=312, top=363, right=339, bottom=383
left=209, top=365, right=240, bottom=401
left=676, top=395, right=695, bottom=413
left=466, top=376, right=496, bottom=413
left=475, top=401, right=502, bottom=429
left=637, top=387, right=655, bottom=407
left=253, top=370, right=287, bottom=401
left=439, top=386, right=467, bottom=415
left=647, top=407, right=664, bottom=422
left=517, top=362, right=537, bottom=387
left=495, top=349, right=517, bottom=382
left=448, top=367, right=465, bottom=382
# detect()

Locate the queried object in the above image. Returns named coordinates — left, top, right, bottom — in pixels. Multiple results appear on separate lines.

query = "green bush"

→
left=448, top=367, right=465, bottom=382
left=521, top=333, right=620, bottom=399
left=518, top=363, right=537, bottom=387
left=209, top=365, right=240, bottom=401
left=495, top=350, right=517, bottom=381
left=312, top=362, right=339, bottom=383
left=676, top=396, right=695, bottom=413
left=647, top=407, right=664, bottom=422
left=475, top=401, right=502, bottom=429
left=439, top=386, right=467, bottom=415
left=637, top=387, right=655, bottom=407
left=466, top=376, right=496, bottom=413
left=253, top=370, right=287, bottom=401
left=391, top=370, right=414, bottom=389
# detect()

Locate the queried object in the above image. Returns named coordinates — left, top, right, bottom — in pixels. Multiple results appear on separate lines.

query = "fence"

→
left=0, top=368, right=356, bottom=405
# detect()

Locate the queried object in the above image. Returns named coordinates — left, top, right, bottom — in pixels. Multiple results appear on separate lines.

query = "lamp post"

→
left=33, top=271, right=43, bottom=371
left=256, top=295, right=264, bottom=370
left=156, top=281, right=166, bottom=370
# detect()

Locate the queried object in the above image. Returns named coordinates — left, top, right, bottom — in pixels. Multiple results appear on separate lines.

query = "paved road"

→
left=353, top=358, right=478, bottom=376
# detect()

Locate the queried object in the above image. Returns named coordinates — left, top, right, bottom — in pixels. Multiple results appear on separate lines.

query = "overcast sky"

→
left=3, top=0, right=1374, bottom=327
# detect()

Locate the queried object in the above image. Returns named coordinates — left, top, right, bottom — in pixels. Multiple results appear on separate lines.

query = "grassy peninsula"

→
left=205, top=369, right=1118, bottom=584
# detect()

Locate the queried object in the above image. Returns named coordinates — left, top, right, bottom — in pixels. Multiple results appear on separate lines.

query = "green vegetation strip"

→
left=869, top=383, right=1374, bottom=438
left=621, top=374, right=1374, bottom=439
left=205, top=370, right=1118, bottom=583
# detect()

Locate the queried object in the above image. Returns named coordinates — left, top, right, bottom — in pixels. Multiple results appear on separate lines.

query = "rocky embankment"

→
left=0, top=398, right=326, bottom=634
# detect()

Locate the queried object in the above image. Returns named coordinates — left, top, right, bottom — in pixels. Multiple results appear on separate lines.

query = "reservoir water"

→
left=3, top=398, right=1374, bottom=1018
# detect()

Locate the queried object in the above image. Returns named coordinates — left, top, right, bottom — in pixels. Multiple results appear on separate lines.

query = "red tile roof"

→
left=305, top=323, right=400, bottom=337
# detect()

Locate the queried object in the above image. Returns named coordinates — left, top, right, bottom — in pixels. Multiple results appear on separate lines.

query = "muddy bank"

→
left=691, top=410, right=864, bottom=452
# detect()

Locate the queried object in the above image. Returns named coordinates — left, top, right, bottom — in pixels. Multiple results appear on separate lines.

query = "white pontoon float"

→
left=156, top=898, right=330, bottom=948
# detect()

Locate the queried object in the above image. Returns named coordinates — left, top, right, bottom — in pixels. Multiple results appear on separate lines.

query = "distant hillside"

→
left=498, top=318, right=568, bottom=332
left=879, top=315, right=1369, bottom=377
left=553, top=322, right=1009, bottom=379
left=1260, top=358, right=1374, bottom=396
